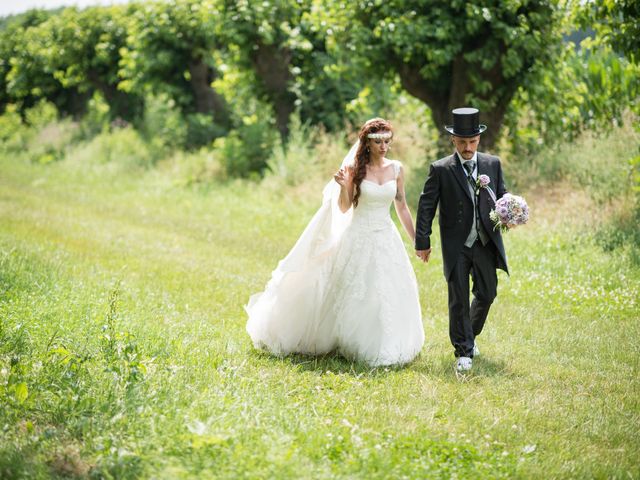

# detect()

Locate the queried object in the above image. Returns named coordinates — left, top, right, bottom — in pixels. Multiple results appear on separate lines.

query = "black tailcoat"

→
left=415, top=152, right=509, bottom=279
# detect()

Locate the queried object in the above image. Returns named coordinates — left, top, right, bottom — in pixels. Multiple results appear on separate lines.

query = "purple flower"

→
left=490, top=193, right=529, bottom=233
left=478, top=174, right=490, bottom=188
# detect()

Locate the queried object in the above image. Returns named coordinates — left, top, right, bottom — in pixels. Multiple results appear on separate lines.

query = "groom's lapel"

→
left=450, top=153, right=473, bottom=202
left=477, top=153, right=496, bottom=206
left=477, top=153, right=494, bottom=189
left=477, top=153, right=487, bottom=177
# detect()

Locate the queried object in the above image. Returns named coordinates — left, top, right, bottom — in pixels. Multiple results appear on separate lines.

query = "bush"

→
left=504, top=45, right=640, bottom=160
left=67, top=127, right=154, bottom=169
left=162, top=147, right=224, bottom=187
left=216, top=114, right=276, bottom=178
left=184, top=112, right=226, bottom=150
left=266, top=115, right=318, bottom=186
left=78, top=91, right=110, bottom=139
left=0, top=101, right=80, bottom=164
left=503, top=112, right=638, bottom=195
left=141, top=93, right=187, bottom=153
left=24, top=101, right=79, bottom=164
left=30, top=121, right=78, bottom=164
left=24, top=99, right=58, bottom=128
left=595, top=201, right=640, bottom=264
left=596, top=151, right=640, bottom=263
left=0, top=105, right=31, bottom=153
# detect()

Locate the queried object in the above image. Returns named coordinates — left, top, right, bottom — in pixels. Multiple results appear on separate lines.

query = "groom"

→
left=415, top=107, right=508, bottom=372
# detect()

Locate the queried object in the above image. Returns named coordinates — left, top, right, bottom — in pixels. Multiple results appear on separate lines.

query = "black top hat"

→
left=444, top=107, right=487, bottom=137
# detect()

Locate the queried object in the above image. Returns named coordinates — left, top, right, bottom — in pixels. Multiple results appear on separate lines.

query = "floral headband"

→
left=367, top=131, right=393, bottom=139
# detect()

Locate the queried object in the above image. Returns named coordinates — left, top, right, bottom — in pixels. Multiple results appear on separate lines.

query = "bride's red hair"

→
left=351, top=118, right=393, bottom=208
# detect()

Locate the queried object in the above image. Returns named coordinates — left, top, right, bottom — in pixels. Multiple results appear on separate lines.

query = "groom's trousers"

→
left=447, top=240, right=498, bottom=358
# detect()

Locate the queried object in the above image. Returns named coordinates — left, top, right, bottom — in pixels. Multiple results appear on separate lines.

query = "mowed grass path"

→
left=0, top=153, right=638, bottom=479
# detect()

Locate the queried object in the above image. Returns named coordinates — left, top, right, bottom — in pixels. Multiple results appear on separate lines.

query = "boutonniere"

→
left=475, top=174, right=497, bottom=202
left=476, top=174, right=490, bottom=190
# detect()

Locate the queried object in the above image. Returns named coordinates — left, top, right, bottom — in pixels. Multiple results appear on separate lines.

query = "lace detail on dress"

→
left=325, top=177, right=424, bottom=366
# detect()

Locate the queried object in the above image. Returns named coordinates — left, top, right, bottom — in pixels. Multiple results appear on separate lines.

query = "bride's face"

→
left=368, top=132, right=392, bottom=158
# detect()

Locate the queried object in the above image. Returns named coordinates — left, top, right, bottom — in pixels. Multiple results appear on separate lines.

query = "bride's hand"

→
left=334, top=167, right=350, bottom=187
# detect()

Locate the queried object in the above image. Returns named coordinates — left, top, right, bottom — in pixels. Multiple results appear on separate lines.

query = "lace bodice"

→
left=351, top=161, right=399, bottom=231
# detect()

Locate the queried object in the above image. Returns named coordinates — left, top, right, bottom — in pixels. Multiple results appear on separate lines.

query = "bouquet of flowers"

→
left=489, top=193, right=529, bottom=233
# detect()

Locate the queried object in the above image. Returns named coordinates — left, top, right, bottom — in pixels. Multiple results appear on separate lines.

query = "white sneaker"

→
left=456, top=356, right=472, bottom=372
left=473, top=343, right=480, bottom=357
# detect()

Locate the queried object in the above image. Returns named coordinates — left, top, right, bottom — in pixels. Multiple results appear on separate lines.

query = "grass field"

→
left=1, top=127, right=639, bottom=479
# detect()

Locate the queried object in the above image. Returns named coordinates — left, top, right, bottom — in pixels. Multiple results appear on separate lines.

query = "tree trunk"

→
left=251, top=42, right=296, bottom=140
left=188, top=58, right=232, bottom=131
left=394, top=54, right=515, bottom=156
left=396, top=61, right=452, bottom=156
left=61, top=88, right=91, bottom=120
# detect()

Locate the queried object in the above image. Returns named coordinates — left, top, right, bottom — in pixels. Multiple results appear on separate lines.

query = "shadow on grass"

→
left=248, top=349, right=412, bottom=376
left=412, top=354, right=516, bottom=382
left=248, top=345, right=517, bottom=380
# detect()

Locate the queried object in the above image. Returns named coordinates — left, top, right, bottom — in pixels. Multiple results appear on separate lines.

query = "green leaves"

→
left=319, top=0, right=565, bottom=148
left=14, top=382, right=28, bottom=404
left=0, top=0, right=633, bottom=164
left=579, top=0, right=640, bottom=63
left=2, top=5, right=142, bottom=120
left=505, top=42, right=640, bottom=160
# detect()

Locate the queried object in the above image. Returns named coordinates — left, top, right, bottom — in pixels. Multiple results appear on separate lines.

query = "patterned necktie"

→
left=463, top=160, right=476, bottom=187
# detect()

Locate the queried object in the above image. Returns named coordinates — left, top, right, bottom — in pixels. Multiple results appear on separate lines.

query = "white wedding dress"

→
left=246, top=160, right=424, bottom=367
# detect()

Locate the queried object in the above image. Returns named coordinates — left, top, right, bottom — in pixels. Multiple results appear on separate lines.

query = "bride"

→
left=246, top=118, right=424, bottom=366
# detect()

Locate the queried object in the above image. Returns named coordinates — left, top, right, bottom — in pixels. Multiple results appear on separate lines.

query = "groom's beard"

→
left=458, top=150, right=474, bottom=160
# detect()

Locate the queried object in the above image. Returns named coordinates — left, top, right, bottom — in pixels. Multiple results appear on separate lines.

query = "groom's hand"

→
left=416, top=249, right=431, bottom=263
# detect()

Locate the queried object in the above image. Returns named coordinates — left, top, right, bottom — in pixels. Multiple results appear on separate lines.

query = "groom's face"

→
left=452, top=135, right=480, bottom=160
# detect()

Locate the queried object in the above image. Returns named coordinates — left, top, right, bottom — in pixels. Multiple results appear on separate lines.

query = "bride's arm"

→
left=334, top=166, right=354, bottom=213
left=394, top=163, right=416, bottom=242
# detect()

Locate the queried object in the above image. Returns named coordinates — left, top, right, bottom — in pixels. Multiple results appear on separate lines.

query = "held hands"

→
left=416, top=248, right=432, bottom=263
left=334, top=166, right=350, bottom=187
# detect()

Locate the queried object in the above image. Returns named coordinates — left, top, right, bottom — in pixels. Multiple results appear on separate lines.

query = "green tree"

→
left=322, top=0, right=565, bottom=150
left=290, top=13, right=367, bottom=132
left=219, top=0, right=368, bottom=139
left=2, top=6, right=142, bottom=122
left=6, top=26, right=85, bottom=119
left=218, top=0, right=306, bottom=139
left=36, top=6, right=143, bottom=121
left=120, top=0, right=231, bottom=135
left=0, top=9, right=56, bottom=114
left=2, top=9, right=88, bottom=118
left=585, top=0, right=639, bottom=62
